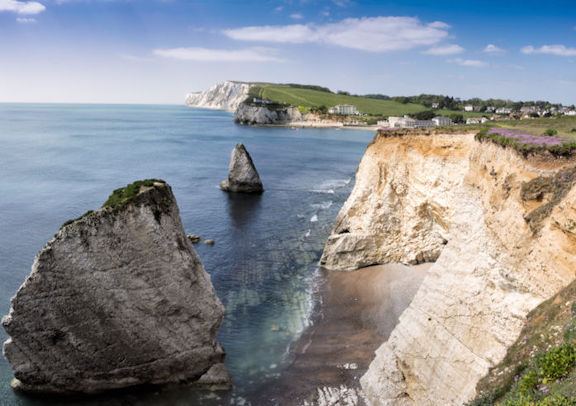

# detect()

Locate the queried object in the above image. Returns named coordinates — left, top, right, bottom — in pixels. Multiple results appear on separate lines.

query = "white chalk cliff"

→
left=321, top=130, right=576, bottom=405
left=185, top=81, right=252, bottom=112
left=234, top=102, right=302, bottom=125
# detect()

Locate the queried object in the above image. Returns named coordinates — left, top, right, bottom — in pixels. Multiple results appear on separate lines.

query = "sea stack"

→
left=2, top=180, right=231, bottom=394
left=220, top=143, right=264, bottom=194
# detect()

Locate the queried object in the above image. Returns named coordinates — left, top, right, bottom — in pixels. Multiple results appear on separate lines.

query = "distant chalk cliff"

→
left=234, top=102, right=302, bottom=125
left=185, top=81, right=252, bottom=112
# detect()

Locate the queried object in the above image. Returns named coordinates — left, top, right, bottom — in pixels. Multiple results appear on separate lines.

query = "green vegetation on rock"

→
left=103, top=179, right=166, bottom=211
left=467, top=281, right=576, bottom=406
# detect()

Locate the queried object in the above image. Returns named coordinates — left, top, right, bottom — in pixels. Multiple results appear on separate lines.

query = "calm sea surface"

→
left=0, top=104, right=374, bottom=405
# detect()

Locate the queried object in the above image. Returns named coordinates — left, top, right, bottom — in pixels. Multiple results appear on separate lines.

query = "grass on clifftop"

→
left=467, top=281, right=576, bottom=406
left=475, top=126, right=576, bottom=157
left=251, top=83, right=429, bottom=116
left=494, top=116, right=576, bottom=138
left=103, top=179, right=166, bottom=211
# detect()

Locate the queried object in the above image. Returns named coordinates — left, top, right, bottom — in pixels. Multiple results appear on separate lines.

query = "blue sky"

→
left=1, top=0, right=575, bottom=104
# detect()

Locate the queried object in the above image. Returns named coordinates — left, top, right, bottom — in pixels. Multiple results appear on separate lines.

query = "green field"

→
left=252, top=83, right=428, bottom=116
left=494, top=116, right=576, bottom=138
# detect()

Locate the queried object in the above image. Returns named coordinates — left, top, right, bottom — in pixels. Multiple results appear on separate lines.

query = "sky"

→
left=1, top=0, right=576, bottom=105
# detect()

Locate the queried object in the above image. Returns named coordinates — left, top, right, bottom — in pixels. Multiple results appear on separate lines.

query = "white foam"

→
left=311, top=201, right=333, bottom=210
left=310, top=214, right=318, bottom=222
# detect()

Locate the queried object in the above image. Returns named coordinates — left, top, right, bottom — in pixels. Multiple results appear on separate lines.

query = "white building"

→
left=328, top=104, right=359, bottom=115
left=252, top=98, right=274, bottom=105
left=466, top=117, right=489, bottom=124
left=386, top=115, right=435, bottom=128
left=432, top=116, right=453, bottom=126
left=496, top=107, right=512, bottom=114
left=464, top=105, right=474, bottom=112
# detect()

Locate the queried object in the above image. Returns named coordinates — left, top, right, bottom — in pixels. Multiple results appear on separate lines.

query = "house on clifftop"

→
left=329, top=104, right=360, bottom=115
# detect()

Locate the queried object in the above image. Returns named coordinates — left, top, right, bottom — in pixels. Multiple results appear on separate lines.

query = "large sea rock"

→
left=220, top=144, right=264, bottom=194
left=2, top=180, right=231, bottom=394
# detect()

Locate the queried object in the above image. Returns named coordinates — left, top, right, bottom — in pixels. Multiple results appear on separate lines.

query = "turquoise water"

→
left=0, top=104, right=374, bottom=405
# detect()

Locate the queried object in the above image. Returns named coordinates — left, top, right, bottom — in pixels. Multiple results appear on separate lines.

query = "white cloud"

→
left=483, top=44, right=505, bottom=54
left=223, top=16, right=451, bottom=53
left=153, top=47, right=283, bottom=62
left=290, top=13, right=303, bottom=19
left=0, top=0, right=45, bottom=14
left=16, top=16, right=35, bottom=22
left=447, top=58, right=488, bottom=67
left=422, top=44, right=464, bottom=55
left=428, top=21, right=450, bottom=29
left=521, top=44, right=576, bottom=57
left=332, top=0, right=352, bottom=7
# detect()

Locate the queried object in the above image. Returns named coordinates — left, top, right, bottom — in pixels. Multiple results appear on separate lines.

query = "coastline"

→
left=253, top=262, right=432, bottom=405
left=185, top=105, right=379, bottom=131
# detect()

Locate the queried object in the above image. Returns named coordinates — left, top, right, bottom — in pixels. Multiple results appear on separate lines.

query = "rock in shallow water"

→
left=220, top=143, right=264, bottom=194
left=2, top=179, right=231, bottom=394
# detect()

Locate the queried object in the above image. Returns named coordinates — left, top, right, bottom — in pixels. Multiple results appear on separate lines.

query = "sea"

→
left=0, top=104, right=375, bottom=405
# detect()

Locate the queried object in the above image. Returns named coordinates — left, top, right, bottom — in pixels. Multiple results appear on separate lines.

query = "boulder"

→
left=2, top=179, right=231, bottom=394
left=220, top=144, right=264, bottom=194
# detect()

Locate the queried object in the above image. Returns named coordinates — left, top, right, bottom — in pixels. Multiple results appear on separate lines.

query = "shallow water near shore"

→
left=0, top=104, right=376, bottom=405
left=255, top=263, right=431, bottom=405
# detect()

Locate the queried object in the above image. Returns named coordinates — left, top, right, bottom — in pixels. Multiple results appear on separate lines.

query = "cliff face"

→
left=185, top=81, right=251, bottom=111
left=321, top=131, right=576, bottom=405
left=234, top=102, right=302, bottom=125
left=2, top=180, right=229, bottom=394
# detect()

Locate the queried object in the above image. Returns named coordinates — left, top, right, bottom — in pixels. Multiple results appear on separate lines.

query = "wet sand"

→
left=254, top=263, right=432, bottom=405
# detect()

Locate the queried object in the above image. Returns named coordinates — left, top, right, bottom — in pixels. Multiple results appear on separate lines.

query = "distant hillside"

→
left=251, top=83, right=429, bottom=116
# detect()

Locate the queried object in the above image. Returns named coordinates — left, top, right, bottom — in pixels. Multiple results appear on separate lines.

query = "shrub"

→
left=536, top=394, right=575, bottom=406
left=499, top=394, right=534, bottom=406
left=499, top=394, right=574, bottom=406
left=543, top=129, right=558, bottom=136
left=570, top=128, right=576, bottom=133
left=518, top=369, right=539, bottom=396
left=539, top=344, right=576, bottom=380
left=450, top=113, right=465, bottom=124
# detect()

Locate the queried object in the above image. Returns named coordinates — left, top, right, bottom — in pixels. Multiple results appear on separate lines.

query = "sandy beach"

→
left=253, top=262, right=432, bottom=405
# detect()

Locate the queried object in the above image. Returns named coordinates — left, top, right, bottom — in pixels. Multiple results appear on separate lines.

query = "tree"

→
left=411, top=110, right=435, bottom=120
left=312, top=105, right=328, bottom=114
left=449, top=113, right=465, bottom=124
